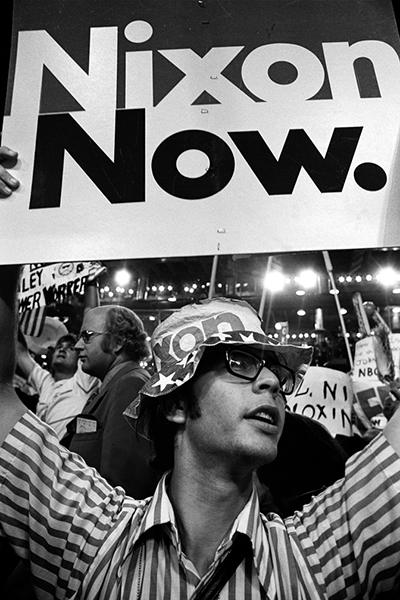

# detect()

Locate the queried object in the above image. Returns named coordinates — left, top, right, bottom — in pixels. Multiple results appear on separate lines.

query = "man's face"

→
left=51, top=340, right=79, bottom=374
left=75, top=309, right=115, bottom=380
left=181, top=346, right=287, bottom=473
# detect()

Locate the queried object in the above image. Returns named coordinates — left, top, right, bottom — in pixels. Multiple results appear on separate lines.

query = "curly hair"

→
left=101, top=306, right=150, bottom=362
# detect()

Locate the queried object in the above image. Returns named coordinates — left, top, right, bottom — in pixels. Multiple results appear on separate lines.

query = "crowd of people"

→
left=0, top=146, right=400, bottom=599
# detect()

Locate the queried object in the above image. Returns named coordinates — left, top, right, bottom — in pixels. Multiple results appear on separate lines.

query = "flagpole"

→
left=258, top=256, right=273, bottom=319
left=322, top=251, right=354, bottom=370
left=208, top=255, right=219, bottom=299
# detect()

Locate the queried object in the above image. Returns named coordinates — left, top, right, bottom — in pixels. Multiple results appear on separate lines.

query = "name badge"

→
left=76, top=416, right=98, bottom=434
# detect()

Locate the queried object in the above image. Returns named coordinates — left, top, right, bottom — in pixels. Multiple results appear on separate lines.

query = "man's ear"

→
left=163, top=395, right=187, bottom=425
left=110, top=335, right=125, bottom=354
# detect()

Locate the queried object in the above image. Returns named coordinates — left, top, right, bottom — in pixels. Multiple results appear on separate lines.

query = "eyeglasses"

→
left=78, top=330, right=107, bottom=344
left=225, top=348, right=296, bottom=395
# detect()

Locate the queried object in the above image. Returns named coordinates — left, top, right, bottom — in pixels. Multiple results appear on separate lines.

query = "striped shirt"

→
left=0, top=411, right=399, bottom=599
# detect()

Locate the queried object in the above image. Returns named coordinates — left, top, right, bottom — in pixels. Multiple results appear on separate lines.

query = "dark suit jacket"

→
left=67, top=361, right=159, bottom=499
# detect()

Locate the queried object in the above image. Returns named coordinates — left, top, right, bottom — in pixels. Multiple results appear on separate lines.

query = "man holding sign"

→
left=0, top=261, right=400, bottom=597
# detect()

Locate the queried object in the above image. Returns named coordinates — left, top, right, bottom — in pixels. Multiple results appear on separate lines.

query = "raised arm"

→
left=0, top=265, right=27, bottom=445
left=17, top=329, right=37, bottom=379
left=83, top=278, right=100, bottom=318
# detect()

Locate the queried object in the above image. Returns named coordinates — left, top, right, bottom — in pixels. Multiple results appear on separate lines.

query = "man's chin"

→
left=79, top=359, right=89, bottom=372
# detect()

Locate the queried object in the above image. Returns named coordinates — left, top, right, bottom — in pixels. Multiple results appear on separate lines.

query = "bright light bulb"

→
left=264, top=271, right=285, bottom=292
left=298, top=269, right=317, bottom=289
left=115, top=268, right=131, bottom=287
left=376, top=267, right=398, bottom=287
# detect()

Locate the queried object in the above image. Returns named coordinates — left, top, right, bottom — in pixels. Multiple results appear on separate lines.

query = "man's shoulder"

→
left=100, top=362, right=150, bottom=406
left=109, top=361, right=150, bottom=387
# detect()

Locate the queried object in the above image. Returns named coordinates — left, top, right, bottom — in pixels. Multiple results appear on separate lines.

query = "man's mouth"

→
left=251, top=411, right=276, bottom=425
left=246, top=406, right=280, bottom=428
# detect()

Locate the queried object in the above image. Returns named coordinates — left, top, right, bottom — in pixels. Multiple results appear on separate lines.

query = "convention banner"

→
left=286, top=366, right=353, bottom=437
left=1, top=0, right=400, bottom=263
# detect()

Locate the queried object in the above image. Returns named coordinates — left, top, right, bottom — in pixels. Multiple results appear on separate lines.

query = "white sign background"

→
left=287, top=366, right=354, bottom=437
left=2, top=1, right=400, bottom=263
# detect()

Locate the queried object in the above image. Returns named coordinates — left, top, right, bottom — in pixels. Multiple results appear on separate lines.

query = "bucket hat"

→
left=124, top=297, right=313, bottom=424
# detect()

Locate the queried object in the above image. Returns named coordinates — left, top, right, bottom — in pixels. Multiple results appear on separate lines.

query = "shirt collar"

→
left=131, top=473, right=272, bottom=584
left=131, top=472, right=181, bottom=549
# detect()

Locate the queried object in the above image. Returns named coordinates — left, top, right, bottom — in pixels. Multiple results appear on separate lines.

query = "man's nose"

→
left=252, top=366, right=281, bottom=396
left=75, top=338, right=84, bottom=351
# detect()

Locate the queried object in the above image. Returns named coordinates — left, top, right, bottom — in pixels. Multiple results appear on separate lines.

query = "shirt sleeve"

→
left=285, top=433, right=400, bottom=598
left=28, top=364, right=55, bottom=421
left=0, top=411, right=136, bottom=600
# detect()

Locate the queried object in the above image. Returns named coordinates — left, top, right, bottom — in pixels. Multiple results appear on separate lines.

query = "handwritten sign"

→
left=287, top=366, right=353, bottom=437
left=18, top=262, right=105, bottom=310
left=1, top=0, right=400, bottom=263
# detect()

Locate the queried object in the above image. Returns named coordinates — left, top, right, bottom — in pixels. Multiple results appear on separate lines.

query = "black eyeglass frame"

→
left=78, top=330, right=108, bottom=344
left=224, top=348, right=296, bottom=396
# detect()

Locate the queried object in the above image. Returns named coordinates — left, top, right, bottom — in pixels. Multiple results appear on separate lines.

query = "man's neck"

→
left=168, top=463, right=253, bottom=577
left=53, top=370, right=74, bottom=382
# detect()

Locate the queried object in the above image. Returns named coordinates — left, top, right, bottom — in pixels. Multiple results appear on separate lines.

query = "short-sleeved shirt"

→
left=0, top=411, right=399, bottom=599
left=29, top=362, right=99, bottom=439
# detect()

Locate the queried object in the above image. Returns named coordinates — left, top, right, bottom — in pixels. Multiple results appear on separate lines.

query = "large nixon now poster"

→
left=1, top=0, right=400, bottom=263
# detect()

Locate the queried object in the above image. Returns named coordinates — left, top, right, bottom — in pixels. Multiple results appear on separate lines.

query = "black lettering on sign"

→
left=30, top=109, right=145, bottom=209
left=229, top=127, right=363, bottom=194
left=293, top=378, right=310, bottom=397
left=324, top=380, right=337, bottom=400
left=19, top=292, right=41, bottom=312
left=152, top=129, right=235, bottom=199
left=341, top=409, right=352, bottom=430
left=301, top=404, right=316, bottom=419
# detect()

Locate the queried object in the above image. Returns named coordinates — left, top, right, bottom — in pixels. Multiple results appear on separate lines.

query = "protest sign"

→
left=287, top=366, right=353, bottom=437
left=351, top=334, right=400, bottom=429
left=1, top=1, right=400, bottom=263
left=18, top=261, right=106, bottom=311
